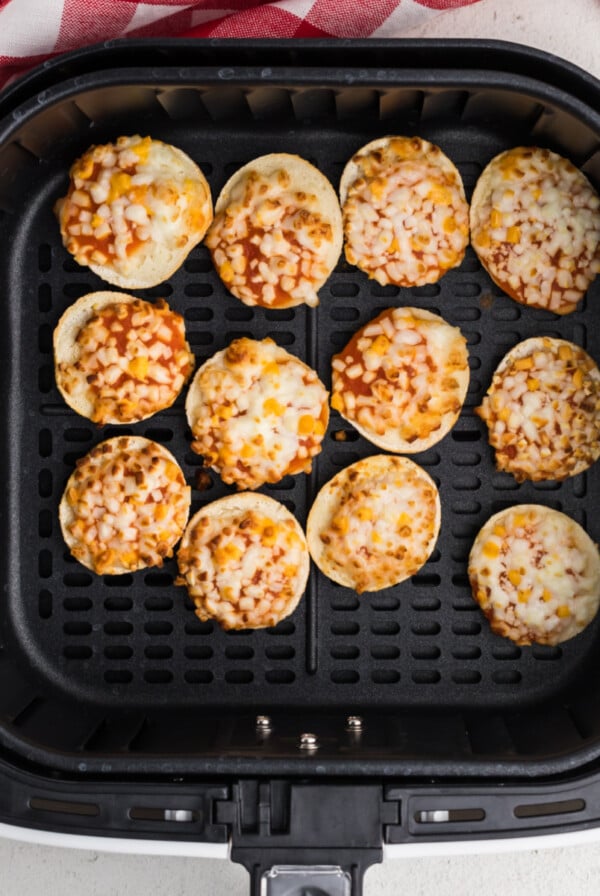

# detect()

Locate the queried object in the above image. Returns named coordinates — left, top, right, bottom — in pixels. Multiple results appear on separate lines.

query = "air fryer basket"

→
left=1, top=40, right=600, bottom=884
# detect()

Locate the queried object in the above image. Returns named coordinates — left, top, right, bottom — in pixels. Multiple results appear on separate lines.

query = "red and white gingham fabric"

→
left=0, top=0, right=482, bottom=90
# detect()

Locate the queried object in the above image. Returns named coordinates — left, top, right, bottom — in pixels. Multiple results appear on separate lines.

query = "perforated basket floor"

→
left=1, top=69, right=600, bottom=736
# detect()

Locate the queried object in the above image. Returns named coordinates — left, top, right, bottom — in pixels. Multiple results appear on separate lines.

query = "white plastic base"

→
left=384, top=825, right=600, bottom=859
left=2, top=818, right=600, bottom=860
left=0, top=820, right=229, bottom=858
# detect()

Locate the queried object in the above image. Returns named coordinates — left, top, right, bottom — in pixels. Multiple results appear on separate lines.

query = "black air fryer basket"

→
left=1, top=39, right=600, bottom=894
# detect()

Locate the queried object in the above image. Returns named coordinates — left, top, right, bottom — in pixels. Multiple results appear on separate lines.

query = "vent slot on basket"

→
left=129, top=806, right=200, bottom=823
left=513, top=799, right=585, bottom=819
left=29, top=797, right=99, bottom=817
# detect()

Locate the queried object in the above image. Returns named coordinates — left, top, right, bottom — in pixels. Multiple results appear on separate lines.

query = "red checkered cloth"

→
left=0, top=0, right=482, bottom=90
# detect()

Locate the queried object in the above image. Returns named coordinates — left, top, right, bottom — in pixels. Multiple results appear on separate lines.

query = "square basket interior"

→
left=0, top=72, right=599, bottom=775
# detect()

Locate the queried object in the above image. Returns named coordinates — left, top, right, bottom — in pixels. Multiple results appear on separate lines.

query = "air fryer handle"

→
left=226, top=782, right=384, bottom=894
left=247, top=861, right=366, bottom=896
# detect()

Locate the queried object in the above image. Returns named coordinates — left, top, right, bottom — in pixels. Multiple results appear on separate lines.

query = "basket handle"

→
left=251, top=863, right=363, bottom=896
left=225, top=782, right=384, bottom=896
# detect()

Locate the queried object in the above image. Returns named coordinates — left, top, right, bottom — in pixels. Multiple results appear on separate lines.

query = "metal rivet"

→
left=299, top=732, right=319, bottom=751
left=346, top=715, right=363, bottom=731
left=256, top=715, right=272, bottom=731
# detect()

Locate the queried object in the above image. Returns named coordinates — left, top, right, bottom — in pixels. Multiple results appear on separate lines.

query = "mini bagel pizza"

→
left=469, top=505, right=600, bottom=646
left=59, top=436, right=191, bottom=575
left=185, top=337, right=329, bottom=490
left=476, top=337, right=600, bottom=481
left=176, top=493, right=309, bottom=630
left=340, top=136, right=469, bottom=287
left=205, top=153, right=343, bottom=308
left=470, top=146, right=600, bottom=314
left=54, top=291, right=195, bottom=425
left=306, top=455, right=441, bottom=594
left=330, top=307, right=469, bottom=452
left=55, top=135, right=213, bottom=289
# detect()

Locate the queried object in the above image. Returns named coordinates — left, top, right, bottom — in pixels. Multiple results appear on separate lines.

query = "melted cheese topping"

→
left=206, top=167, right=334, bottom=308
left=469, top=505, right=600, bottom=646
left=187, top=337, right=329, bottom=489
left=311, top=456, right=440, bottom=593
left=471, top=147, right=600, bottom=314
left=476, top=337, right=600, bottom=481
left=177, top=502, right=307, bottom=630
left=58, top=298, right=194, bottom=424
left=61, top=437, right=190, bottom=575
left=331, top=307, right=468, bottom=448
left=342, top=137, right=469, bottom=286
left=55, top=135, right=210, bottom=275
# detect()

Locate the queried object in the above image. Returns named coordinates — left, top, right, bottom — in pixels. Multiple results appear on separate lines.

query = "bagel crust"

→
left=470, top=146, right=600, bottom=314
left=469, top=505, right=600, bottom=646
left=59, top=436, right=190, bottom=575
left=331, top=307, right=469, bottom=452
left=205, top=153, right=342, bottom=308
left=185, top=337, right=329, bottom=490
left=54, top=291, right=194, bottom=425
left=176, top=493, right=309, bottom=630
left=306, top=455, right=441, bottom=593
left=340, top=136, right=469, bottom=287
left=476, top=337, right=600, bottom=481
left=55, top=135, right=213, bottom=289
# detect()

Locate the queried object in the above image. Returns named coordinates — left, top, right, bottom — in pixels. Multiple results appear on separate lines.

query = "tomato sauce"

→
left=63, top=160, right=147, bottom=260
left=79, top=302, right=191, bottom=391
left=238, top=227, right=307, bottom=307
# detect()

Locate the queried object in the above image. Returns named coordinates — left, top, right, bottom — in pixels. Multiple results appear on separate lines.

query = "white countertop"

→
left=403, top=0, right=600, bottom=80
left=2, top=0, right=600, bottom=892
left=1, top=837, right=599, bottom=896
